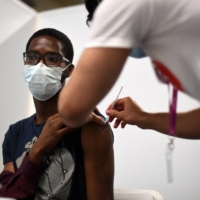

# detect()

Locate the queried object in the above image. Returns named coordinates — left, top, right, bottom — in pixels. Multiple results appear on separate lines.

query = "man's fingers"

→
left=58, top=126, right=79, bottom=136
left=93, top=107, right=100, bottom=113
left=46, top=113, right=66, bottom=129
left=91, top=113, right=106, bottom=126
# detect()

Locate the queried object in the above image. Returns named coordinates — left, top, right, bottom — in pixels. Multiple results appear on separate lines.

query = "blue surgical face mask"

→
left=129, top=46, right=147, bottom=58
left=24, top=62, right=70, bottom=101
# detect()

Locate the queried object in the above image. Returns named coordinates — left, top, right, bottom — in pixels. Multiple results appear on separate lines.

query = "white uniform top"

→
left=85, top=0, right=200, bottom=101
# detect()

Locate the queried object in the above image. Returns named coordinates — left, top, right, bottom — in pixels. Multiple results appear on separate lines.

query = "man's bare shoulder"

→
left=81, top=122, right=113, bottom=149
left=81, top=122, right=114, bottom=200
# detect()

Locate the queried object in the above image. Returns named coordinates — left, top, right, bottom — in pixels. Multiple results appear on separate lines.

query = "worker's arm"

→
left=59, top=48, right=131, bottom=127
left=106, top=96, right=200, bottom=139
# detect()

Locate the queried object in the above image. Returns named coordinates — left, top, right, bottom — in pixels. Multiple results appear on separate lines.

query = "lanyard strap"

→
left=168, top=86, right=178, bottom=136
left=167, top=85, right=178, bottom=183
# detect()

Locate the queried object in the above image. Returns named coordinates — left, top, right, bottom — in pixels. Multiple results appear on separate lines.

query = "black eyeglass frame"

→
left=23, top=51, right=71, bottom=67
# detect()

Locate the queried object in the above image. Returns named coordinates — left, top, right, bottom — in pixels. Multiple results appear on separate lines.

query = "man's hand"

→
left=86, top=107, right=107, bottom=126
left=106, top=96, right=146, bottom=128
left=28, top=113, right=78, bottom=165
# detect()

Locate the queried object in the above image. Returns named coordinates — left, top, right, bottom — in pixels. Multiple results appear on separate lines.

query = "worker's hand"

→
left=87, top=107, right=107, bottom=126
left=106, top=96, right=146, bottom=128
left=29, top=113, right=78, bottom=164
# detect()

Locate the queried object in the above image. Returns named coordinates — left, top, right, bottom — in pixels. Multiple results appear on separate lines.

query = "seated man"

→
left=0, top=28, right=114, bottom=200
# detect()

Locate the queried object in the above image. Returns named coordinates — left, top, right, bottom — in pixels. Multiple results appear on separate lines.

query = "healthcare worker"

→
left=58, top=0, right=200, bottom=138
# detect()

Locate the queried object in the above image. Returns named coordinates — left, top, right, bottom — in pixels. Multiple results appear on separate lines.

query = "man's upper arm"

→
left=81, top=122, right=114, bottom=200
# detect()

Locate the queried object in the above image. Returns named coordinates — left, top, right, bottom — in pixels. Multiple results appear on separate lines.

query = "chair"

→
left=0, top=189, right=164, bottom=200
left=114, top=188, right=164, bottom=200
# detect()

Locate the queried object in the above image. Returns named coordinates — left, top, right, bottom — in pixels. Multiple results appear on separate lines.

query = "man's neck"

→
left=34, top=93, right=59, bottom=124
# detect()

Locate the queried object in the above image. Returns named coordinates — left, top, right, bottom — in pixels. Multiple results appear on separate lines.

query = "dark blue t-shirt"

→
left=2, top=114, right=87, bottom=200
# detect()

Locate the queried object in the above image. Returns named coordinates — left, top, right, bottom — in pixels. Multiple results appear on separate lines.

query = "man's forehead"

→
left=28, top=36, right=63, bottom=53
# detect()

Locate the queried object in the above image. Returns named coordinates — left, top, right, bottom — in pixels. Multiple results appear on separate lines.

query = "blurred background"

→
left=21, top=0, right=84, bottom=11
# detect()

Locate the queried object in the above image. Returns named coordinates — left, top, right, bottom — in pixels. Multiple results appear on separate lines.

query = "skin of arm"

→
left=81, top=122, right=114, bottom=200
left=58, top=48, right=131, bottom=128
left=106, top=96, right=200, bottom=139
left=143, top=109, right=200, bottom=139
left=3, top=162, right=15, bottom=173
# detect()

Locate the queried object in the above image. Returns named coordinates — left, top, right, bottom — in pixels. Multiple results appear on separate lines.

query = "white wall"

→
left=1, top=1, right=200, bottom=200
left=0, top=0, right=37, bottom=170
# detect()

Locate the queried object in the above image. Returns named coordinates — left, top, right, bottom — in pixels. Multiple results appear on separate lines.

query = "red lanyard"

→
left=152, top=62, right=178, bottom=182
left=169, top=86, right=178, bottom=136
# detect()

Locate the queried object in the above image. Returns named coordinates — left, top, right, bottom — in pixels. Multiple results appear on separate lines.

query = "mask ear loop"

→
left=62, top=62, right=72, bottom=72
left=61, top=62, right=72, bottom=86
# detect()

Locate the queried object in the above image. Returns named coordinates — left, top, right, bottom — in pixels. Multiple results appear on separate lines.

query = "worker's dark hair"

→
left=85, top=0, right=102, bottom=25
left=26, top=28, right=74, bottom=62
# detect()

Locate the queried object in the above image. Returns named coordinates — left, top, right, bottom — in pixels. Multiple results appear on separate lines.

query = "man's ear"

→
left=66, top=64, right=74, bottom=78
left=61, top=64, right=75, bottom=84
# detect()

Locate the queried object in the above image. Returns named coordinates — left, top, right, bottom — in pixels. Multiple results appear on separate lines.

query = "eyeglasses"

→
left=23, top=51, right=70, bottom=67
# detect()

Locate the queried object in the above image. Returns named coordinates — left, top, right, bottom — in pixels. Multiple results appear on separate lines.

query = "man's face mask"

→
left=24, top=62, right=70, bottom=101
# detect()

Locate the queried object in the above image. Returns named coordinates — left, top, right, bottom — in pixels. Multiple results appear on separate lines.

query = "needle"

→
left=111, top=86, right=123, bottom=110
left=104, top=86, right=123, bottom=123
